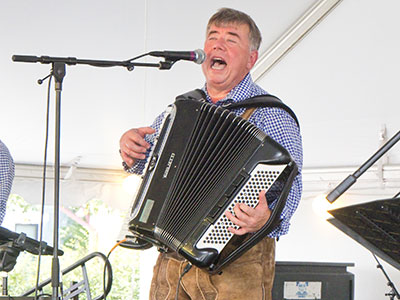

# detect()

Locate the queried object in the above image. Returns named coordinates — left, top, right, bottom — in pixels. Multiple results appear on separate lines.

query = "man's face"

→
left=202, top=23, right=258, bottom=98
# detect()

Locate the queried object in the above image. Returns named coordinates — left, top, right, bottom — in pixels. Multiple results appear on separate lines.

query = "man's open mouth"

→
left=211, top=57, right=227, bottom=70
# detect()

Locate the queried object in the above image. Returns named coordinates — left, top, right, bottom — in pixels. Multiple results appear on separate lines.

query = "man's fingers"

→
left=224, top=191, right=272, bottom=235
left=137, top=127, right=156, bottom=136
left=257, top=190, right=268, bottom=209
left=129, top=128, right=153, bottom=148
left=120, top=152, right=134, bottom=167
left=235, top=203, right=253, bottom=216
left=225, top=210, right=248, bottom=236
left=124, top=149, right=147, bottom=160
left=228, top=226, right=247, bottom=236
left=124, top=140, right=149, bottom=155
left=119, top=127, right=156, bottom=166
left=225, top=209, right=246, bottom=228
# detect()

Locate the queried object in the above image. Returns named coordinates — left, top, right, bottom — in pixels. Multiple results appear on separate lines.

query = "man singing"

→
left=120, top=8, right=302, bottom=300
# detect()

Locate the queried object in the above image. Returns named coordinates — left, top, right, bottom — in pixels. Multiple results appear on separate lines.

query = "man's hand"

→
left=225, top=190, right=271, bottom=235
left=119, top=127, right=155, bottom=168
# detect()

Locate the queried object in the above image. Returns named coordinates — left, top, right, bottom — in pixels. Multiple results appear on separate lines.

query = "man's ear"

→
left=248, top=50, right=258, bottom=70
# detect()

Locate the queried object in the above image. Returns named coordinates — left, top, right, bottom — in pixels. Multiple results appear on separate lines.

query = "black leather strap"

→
left=176, top=89, right=206, bottom=101
left=222, top=94, right=299, bottom=127
left=176, top=90, right=299, bottom=127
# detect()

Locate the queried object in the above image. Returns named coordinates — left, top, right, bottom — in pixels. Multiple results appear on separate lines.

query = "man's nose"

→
left=212, top=37, right=226, bottom=50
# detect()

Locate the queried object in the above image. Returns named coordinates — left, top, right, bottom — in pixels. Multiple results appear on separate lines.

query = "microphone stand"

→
left=372, top=253, right=400, bottom=300
left=52, top=62, right=64, bottom=300
left=11, top=54, right=175, bottom=300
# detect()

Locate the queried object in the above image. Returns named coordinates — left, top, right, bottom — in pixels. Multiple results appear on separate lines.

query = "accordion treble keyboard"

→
left=196, top=164, right=285, bottom=252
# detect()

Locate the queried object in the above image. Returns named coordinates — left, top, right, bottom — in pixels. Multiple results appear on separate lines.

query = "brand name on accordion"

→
left=163, top=152, right=175, bottom=178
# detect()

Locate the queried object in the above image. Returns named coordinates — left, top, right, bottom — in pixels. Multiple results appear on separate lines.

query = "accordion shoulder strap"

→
left=176, top=89, right=207, bottom=101
left=223, top=94, right=300, bottom=127
left=176, top=90, right=299, bottom=127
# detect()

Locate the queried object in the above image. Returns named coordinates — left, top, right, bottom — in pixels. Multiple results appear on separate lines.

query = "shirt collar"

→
left=202, top=73, right=259, bottom=106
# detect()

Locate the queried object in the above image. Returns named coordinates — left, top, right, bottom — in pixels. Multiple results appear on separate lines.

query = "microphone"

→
left=326, top=175, right=357, bottom=203
left=148, top=49, right=206, bottom=64
left=326, top=130, right=400, bottom=203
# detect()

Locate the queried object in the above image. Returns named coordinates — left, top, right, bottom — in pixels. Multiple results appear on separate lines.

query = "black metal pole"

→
left=51, top=62, right=66, bottom=300
left=11, top=54, right=170, bottom=70
left=2, top=276, right=7, bottom=296
left=327, top=130, right=400, bottom=203
left=372, top=253, right=400, bottom=299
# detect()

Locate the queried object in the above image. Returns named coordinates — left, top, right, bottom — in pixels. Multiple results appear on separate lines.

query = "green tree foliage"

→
left=60, top=218, right=89, bottom=253
left=4, top=195, right=141, bottom=299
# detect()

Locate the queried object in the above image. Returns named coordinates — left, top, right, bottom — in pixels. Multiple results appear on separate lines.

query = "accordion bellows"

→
left=129, top=98, right=298, bottom=273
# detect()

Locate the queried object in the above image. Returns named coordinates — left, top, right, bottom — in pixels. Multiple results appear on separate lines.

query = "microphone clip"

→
left=159, top=60, right=175, bottom=70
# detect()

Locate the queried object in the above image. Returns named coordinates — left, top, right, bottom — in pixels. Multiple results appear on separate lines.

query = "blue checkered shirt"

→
left=127, top=73, right=303, bottom=237
left=0, top=140, right=14, bottom=224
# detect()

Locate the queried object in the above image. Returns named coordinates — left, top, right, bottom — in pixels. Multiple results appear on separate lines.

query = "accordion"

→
left=128, top=97, right=298, bottom=273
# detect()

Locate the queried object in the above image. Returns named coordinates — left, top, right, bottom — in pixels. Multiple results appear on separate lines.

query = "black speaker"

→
left=272, top=261, right=354, bottom=300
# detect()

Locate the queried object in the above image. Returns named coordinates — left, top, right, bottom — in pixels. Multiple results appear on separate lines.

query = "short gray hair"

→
left=207, top=8, right=262, bottom=51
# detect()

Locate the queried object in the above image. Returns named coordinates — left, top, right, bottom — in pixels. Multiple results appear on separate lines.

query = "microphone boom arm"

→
left=12, top=54, right=169, bottom=71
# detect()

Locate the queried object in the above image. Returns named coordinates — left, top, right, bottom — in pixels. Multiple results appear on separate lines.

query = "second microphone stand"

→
left=372, top=253, right=400, bottom=300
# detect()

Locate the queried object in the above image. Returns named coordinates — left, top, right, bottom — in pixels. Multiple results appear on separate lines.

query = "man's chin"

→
left=206, top=72, right=229, bottom=85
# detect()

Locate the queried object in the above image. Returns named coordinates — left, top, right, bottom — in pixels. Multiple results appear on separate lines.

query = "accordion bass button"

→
left=209, top=206, right=221, bottom=219
left=216, top=196, right=229, bottom=209
left=225, top=185, right=236, bottom=198
left=232, top=174, right=247, bottom=187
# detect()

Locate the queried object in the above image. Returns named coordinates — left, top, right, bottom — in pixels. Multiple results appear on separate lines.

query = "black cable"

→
left=103, top=253, right=111, bottom=300
left=175, top=262, right=192, bottom=300
left=125, top=52, right=151, bottom=63
left=34, top=73, right=53, bottom=300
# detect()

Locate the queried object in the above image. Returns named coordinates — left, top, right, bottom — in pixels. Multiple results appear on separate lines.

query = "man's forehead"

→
left=207, top=22, right=250, bottom=35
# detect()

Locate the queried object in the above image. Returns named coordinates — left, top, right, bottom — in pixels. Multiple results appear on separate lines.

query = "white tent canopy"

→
left=1, top=0, right=399, bottom=299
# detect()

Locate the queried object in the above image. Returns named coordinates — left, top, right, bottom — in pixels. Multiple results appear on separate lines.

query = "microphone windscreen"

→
left=194, top=49, right=206, bottom=64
